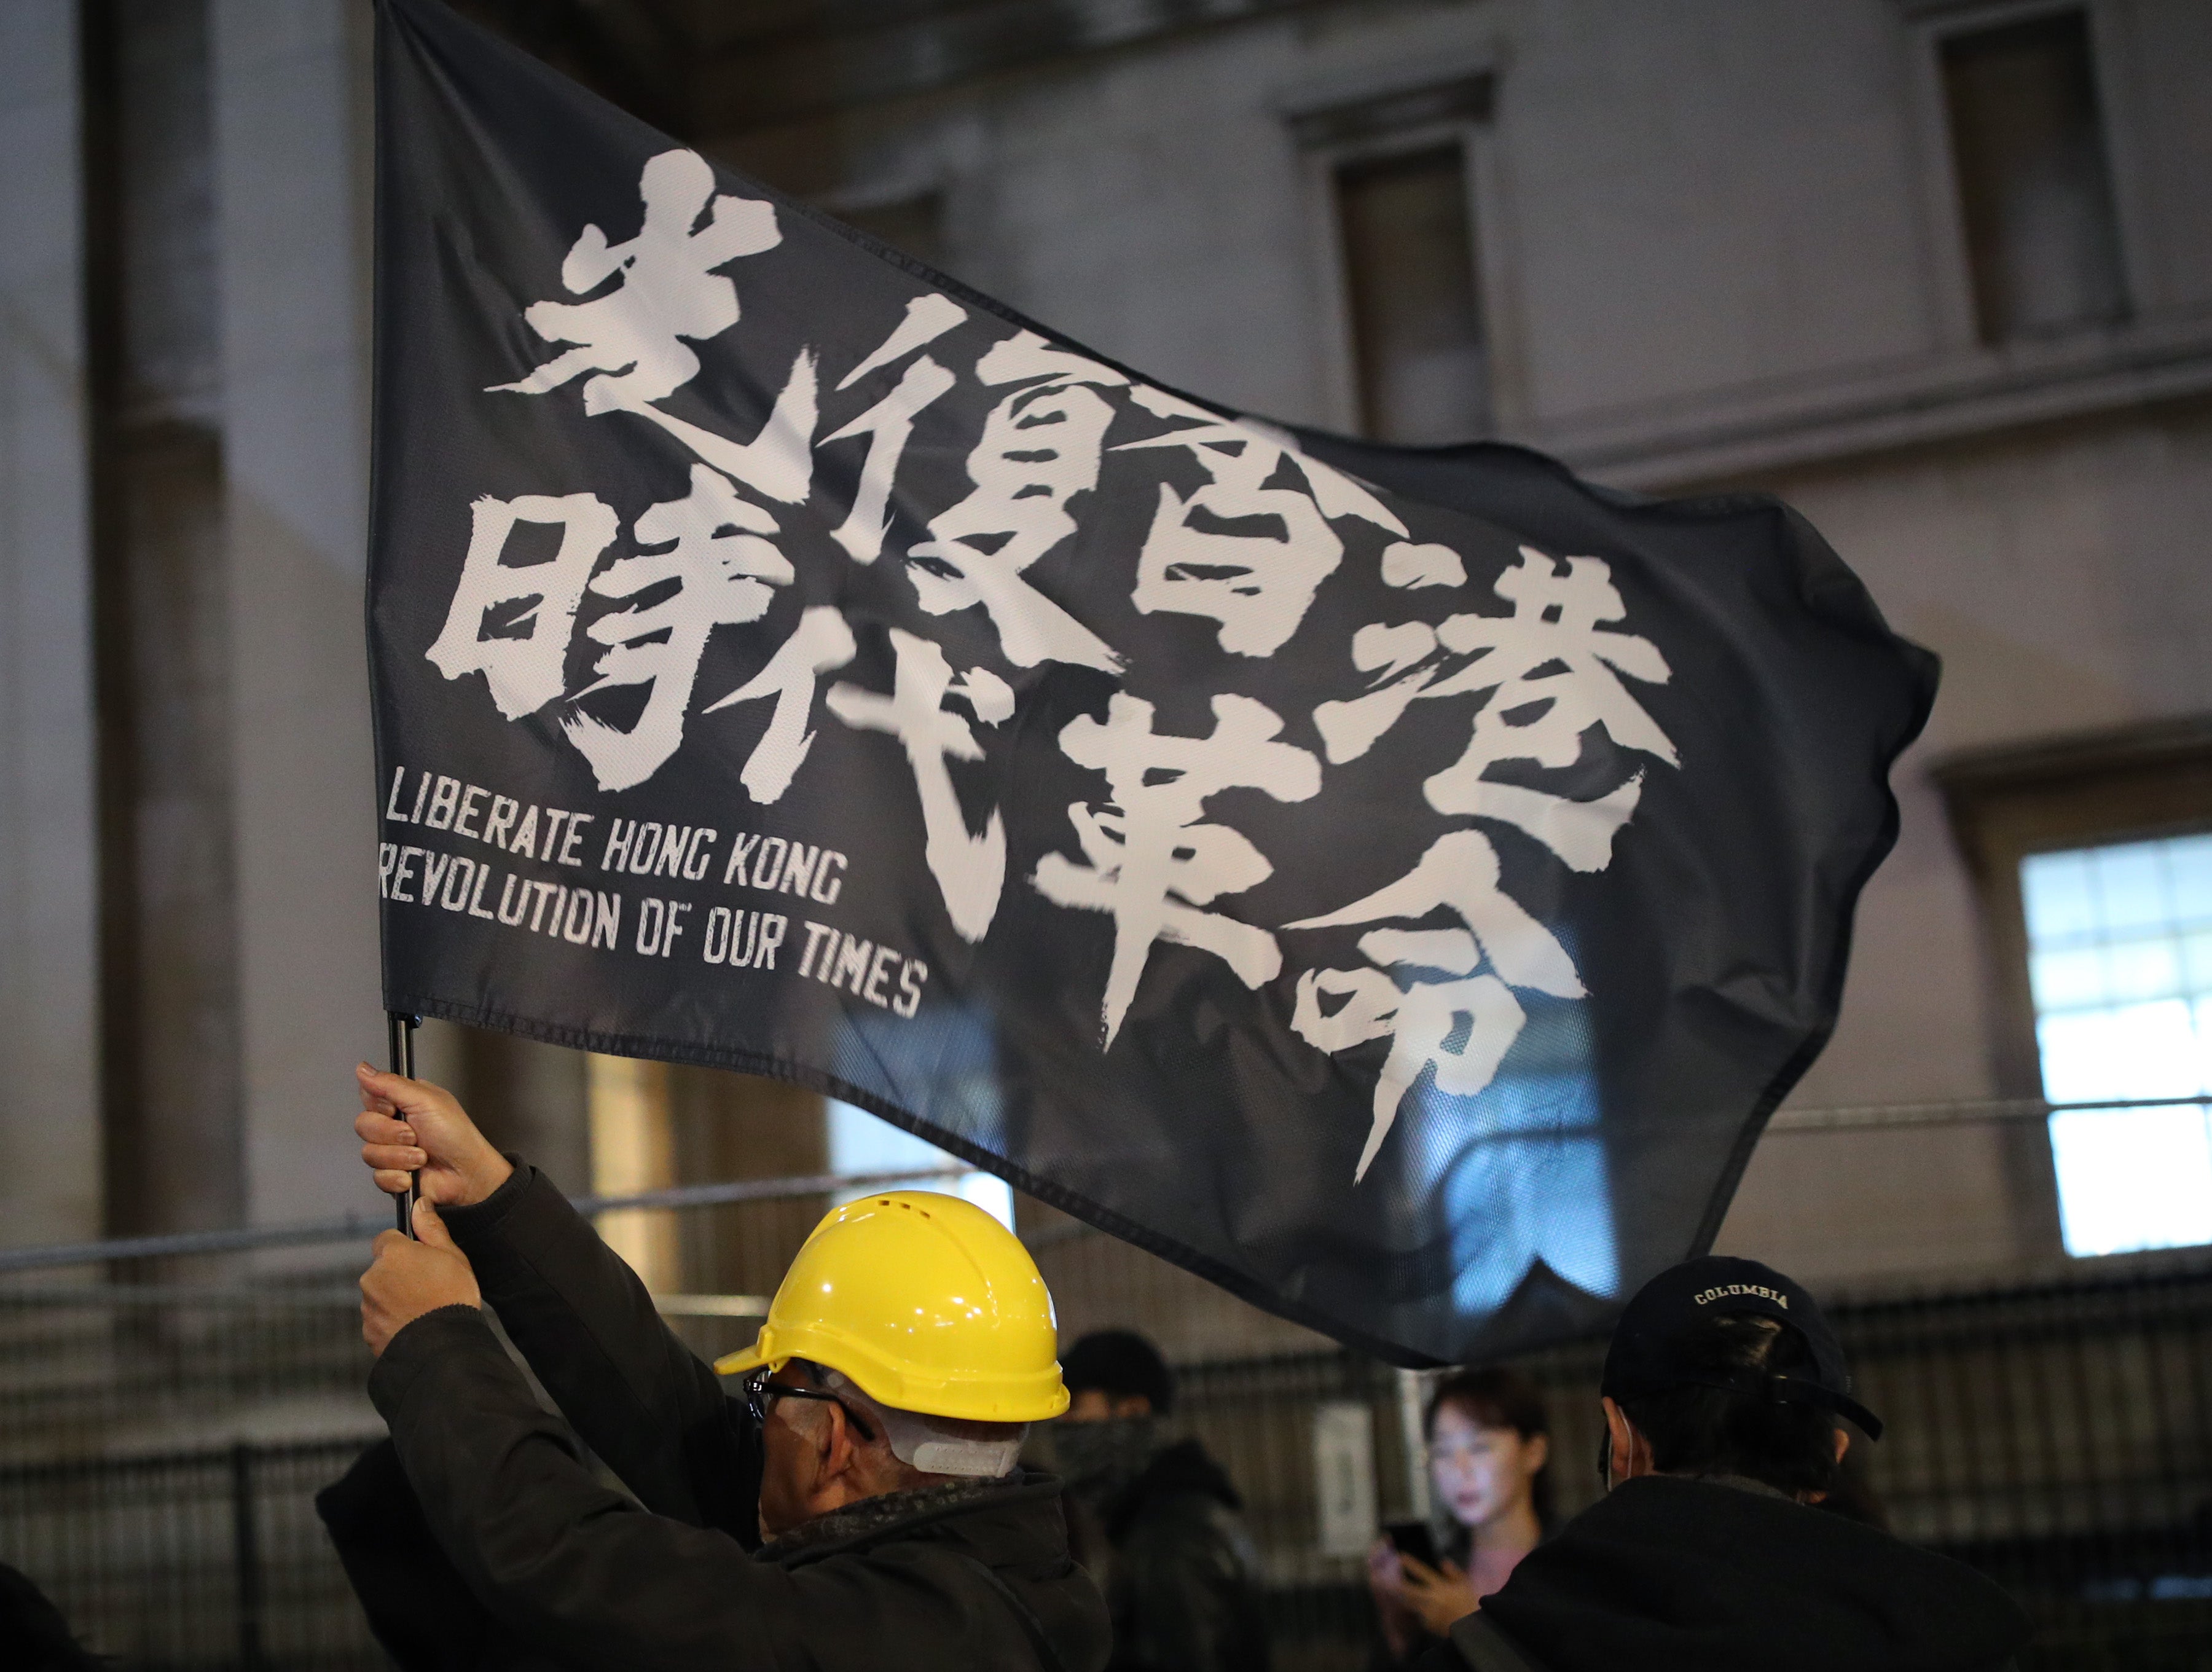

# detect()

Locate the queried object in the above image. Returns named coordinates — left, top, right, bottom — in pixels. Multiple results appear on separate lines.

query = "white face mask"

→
left=818, top=1367, right=1028, bottom=1478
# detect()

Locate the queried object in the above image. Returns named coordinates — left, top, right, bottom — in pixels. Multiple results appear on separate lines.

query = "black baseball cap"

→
left=1600, top=1255, right=1883, bottom=1440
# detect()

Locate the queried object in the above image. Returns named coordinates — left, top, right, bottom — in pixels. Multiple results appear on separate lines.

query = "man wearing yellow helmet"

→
left=332, top=1062, right=1110, bottom=1672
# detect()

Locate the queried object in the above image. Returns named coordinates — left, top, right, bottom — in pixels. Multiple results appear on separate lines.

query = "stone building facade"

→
left=4, top=0, right=2210, bottom=1325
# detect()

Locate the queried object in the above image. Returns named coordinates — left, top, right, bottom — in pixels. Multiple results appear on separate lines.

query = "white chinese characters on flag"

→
left=369, top=0, right=1935, bottom=1365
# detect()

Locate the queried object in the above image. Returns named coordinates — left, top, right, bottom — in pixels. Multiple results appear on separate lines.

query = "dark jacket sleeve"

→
left=439, top=1161, right=759, bottom=1542
left=1116, top=1497, right=1271, bottom=1672
left=371, top=1306, right=805, bottom=1672
left=0, top=1559, right=106, bottom=1672
left=1430, top=1614, right=1547, bottom=1672
left=315, top=1437, right=572, bottom=1672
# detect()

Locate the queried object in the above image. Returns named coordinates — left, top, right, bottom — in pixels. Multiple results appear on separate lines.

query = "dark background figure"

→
left=1057, top=1330, right=1271, bottom=1672
left=1412, top=1257, right=2031, bottom=1672
left=0, top=1560, right=106, bottom=1671
left=1367, top=1368, right=1550, bottom=1667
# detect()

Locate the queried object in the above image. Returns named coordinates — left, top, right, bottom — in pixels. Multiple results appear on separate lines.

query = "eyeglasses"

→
left=741, top=1370, right=875, bottom=1442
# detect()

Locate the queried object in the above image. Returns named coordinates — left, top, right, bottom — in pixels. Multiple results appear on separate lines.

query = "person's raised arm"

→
left=354, top=1064, right=756, bottom=1537
left=355, top=1064, right=513, bottom=1208
left=358, top=1230, right=790, bottom=1672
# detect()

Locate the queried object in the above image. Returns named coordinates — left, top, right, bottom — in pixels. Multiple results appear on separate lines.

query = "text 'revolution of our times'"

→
left=379, top=765, right=924, bottom=1019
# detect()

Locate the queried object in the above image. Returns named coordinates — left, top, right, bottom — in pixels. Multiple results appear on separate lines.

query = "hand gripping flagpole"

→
left=386, top=1012, right=421, bottom=1238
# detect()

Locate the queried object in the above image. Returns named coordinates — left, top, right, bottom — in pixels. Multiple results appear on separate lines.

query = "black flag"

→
left=368, top=0, right=1935, bottom=1364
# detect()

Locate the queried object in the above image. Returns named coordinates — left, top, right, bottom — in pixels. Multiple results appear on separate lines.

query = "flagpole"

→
left=386, top=1012, right=420, bottom=1238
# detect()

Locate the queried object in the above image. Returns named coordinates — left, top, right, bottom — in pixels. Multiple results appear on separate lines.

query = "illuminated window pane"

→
left=2169, top=835, right=2212, bottom=916
left=826, top=1099, right=1015, bottom=1230
left=2022, top=835, right=2212, bottom=1255
left=2050, top=1106, right=2212, bottom=1257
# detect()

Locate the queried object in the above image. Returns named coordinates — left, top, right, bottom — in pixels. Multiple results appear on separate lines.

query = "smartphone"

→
left=1384, top=1520, right=1438, bottom=1569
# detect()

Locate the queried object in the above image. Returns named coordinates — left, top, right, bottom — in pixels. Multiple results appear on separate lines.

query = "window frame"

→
left=1936, top=718, right=2212, bottom=1258
left=1277, top=57, right=1523, bottom=441
left=1899, top=0, right=2152, bottom=353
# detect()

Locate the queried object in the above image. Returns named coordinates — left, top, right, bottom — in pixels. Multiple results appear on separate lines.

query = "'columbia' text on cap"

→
left=1601, top=1255, right=1883, bottom=1439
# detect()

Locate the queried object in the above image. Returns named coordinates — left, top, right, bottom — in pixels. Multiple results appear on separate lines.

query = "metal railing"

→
left=0, top=1121, right=2206, bottom=1670
left=0, top=1437, right=385, bottom=1672
left=0, top=1164, right=972, bottom=1275
left=6, top=1093, right=2200, bottom=1276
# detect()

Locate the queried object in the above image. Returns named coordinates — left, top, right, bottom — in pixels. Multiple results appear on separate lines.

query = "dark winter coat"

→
left=1410, top=1474, right=2030, bottom=1672
left=323, top=1162, right=1110, bottom=1672
left=0, top=1561, right=104, bottom=1672
left=1078, top=1438, right=1270, bottom=1672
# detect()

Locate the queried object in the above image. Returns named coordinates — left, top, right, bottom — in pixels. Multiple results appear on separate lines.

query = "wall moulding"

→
left=1535, top=312, right=2212, bottom=492
left=1269, top=41, right=1503, bottom=146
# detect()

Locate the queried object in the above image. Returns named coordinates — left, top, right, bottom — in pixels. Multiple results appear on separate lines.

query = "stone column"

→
left=589, top=1054, right=681, bottom=1293
left=210, top=0, right=383, bottom=1228
left=0, top=2, right=102, bottom=1248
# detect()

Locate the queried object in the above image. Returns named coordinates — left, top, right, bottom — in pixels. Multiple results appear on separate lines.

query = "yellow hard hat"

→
left=713, top=1190, right=1069, bottom=1423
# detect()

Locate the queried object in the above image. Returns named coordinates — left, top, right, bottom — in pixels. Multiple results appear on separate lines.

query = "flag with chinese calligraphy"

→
left=368, top=0, right=1936, bottom=1364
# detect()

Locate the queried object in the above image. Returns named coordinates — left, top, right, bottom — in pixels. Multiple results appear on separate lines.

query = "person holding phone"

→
left=1367, top=1368, right=1550, bottom=1668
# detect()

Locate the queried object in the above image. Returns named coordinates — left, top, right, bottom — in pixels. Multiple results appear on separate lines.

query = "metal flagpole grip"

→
left=386, top=1013, right=421, bottom=1237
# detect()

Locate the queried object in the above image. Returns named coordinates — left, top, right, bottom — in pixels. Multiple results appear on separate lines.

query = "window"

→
left=2022, top=835, right=2212, bottom=1256
left=1936, top=719, right=2212, bottom=1261
left=826, top=1099, right=1016, bottom=1229
left=1333, top=144, right=1489, bottom=443
left=1286, top=64, right=1495, bottom=442
left=1940, top=9, right=2128, bottom=343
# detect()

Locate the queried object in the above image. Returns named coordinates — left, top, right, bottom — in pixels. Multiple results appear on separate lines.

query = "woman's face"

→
left=1429, top=1401, right=1547, bottom=1530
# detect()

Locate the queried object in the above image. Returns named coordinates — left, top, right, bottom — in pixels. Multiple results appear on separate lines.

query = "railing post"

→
left=1395, top=1367, right=1432, bottom=1521
left=230, top=1442, right=265, bottom=1672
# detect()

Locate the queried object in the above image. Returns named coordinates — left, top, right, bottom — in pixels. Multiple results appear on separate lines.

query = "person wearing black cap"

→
left=1413, top=1256, right=2031, bottom=1672
left=1055, top=1330, right=1271, bottom=1672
